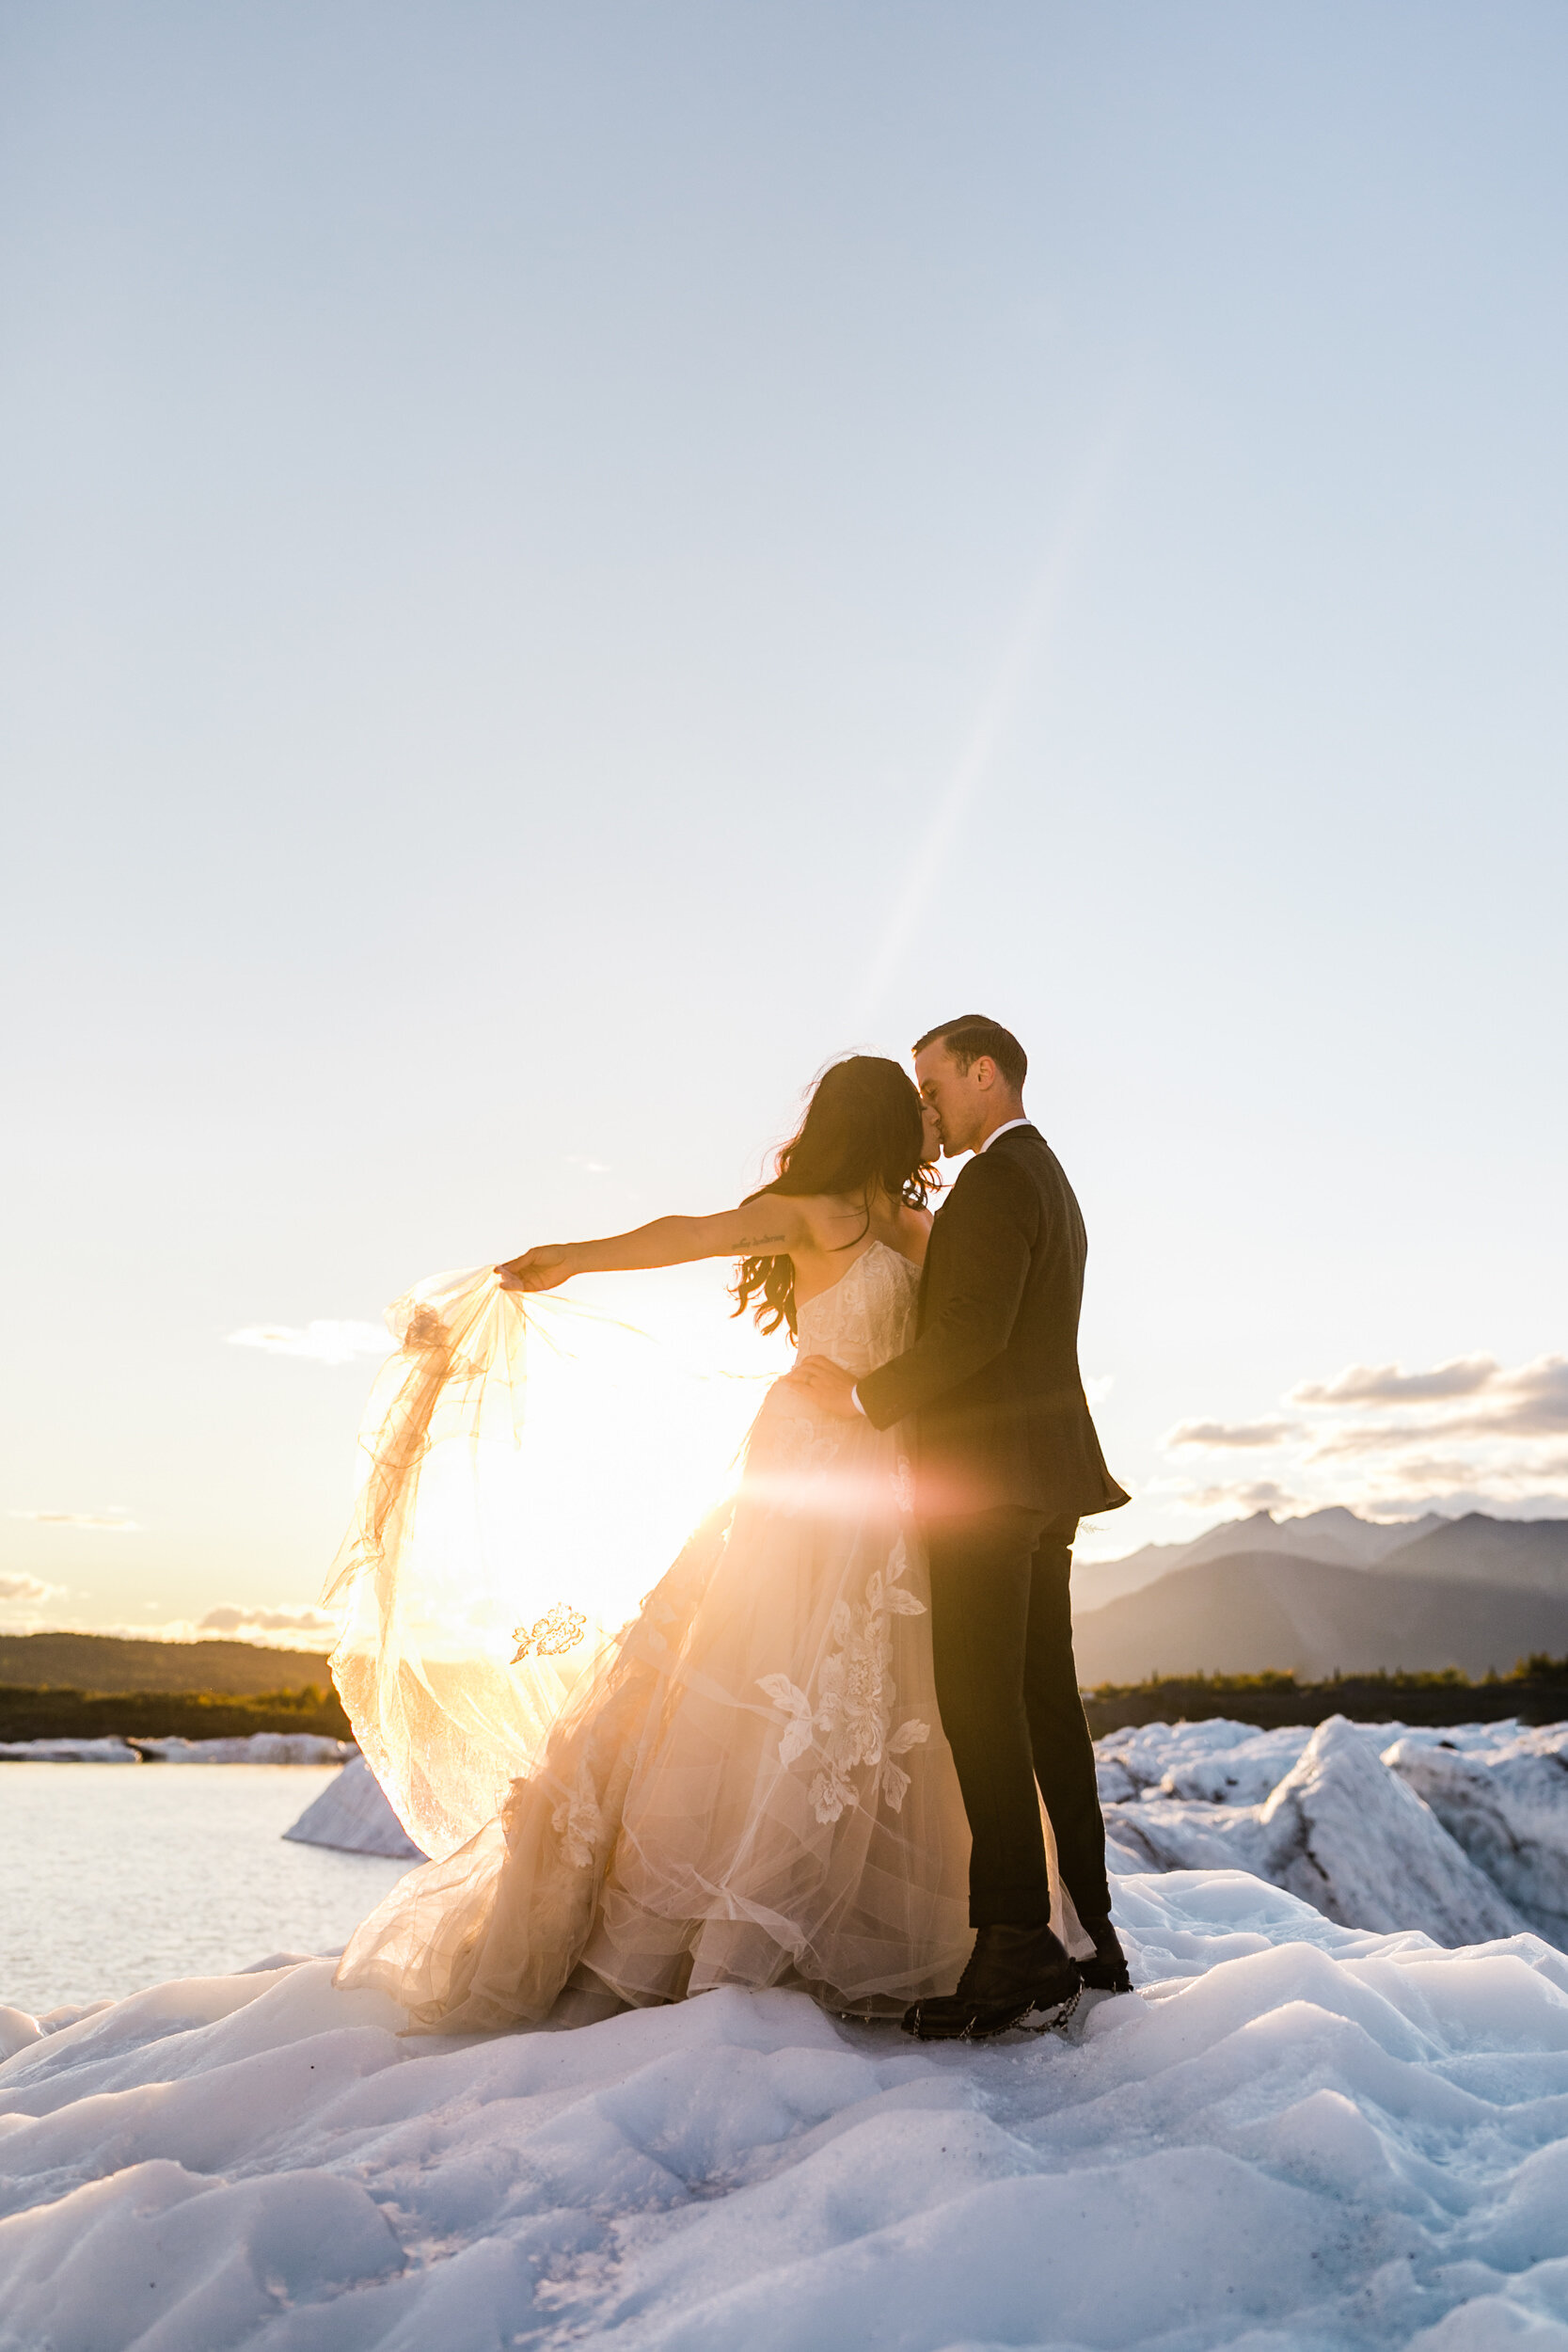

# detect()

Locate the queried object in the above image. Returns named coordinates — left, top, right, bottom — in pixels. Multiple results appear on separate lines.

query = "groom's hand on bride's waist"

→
left=789, top=1356, right=863, bottom=1419
left=496, top=1247, right=577, bottom=1293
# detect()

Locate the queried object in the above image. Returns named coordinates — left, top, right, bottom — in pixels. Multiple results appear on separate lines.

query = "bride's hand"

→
left=496, top=1246, right=578, bottom=1293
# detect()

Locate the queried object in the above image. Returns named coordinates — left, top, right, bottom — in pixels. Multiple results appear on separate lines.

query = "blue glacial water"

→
left=0, top=1763, right=411, bottom=2016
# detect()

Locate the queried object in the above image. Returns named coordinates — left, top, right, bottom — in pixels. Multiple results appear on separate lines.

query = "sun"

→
left=326, top=1263, right=791, bottom=1854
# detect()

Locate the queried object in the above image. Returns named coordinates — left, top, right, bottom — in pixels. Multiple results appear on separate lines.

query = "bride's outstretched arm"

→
left=497, top=1198, right=810, bottom=1293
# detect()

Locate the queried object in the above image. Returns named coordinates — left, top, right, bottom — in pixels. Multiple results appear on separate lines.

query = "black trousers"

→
left=924, top=1506, right=1112, bottom=1933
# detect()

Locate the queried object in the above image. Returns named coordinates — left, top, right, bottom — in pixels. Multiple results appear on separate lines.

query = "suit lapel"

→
left=916, top=1175, right=963, bottom=1331
left=914, top=1229, right=935, bottom=1330
left=916, top=1130, right=1042, bottom=1331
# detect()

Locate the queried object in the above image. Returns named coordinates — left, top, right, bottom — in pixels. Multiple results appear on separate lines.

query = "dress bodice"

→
left=794, top=1240, right=920, bottom=1379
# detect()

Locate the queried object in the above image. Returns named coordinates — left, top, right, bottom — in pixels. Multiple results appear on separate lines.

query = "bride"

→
left=335, top=1056, right=999, bottom=2029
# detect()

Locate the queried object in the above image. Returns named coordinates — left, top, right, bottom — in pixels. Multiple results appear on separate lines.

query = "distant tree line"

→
left=1082, top=1657, right=1568, bottom=1735
left=0, top=1683, right=353, bottom=1743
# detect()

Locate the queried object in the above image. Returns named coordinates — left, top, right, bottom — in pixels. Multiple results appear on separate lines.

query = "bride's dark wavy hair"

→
left=733, top=1055, right=936, bottom=1339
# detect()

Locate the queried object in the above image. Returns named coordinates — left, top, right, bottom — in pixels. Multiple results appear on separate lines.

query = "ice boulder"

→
left=1148, top=1724, right=1326, bottom=1805
left=1259, top=1715, right=1528, bottom=1941
left=1094, top=1753, right=1140, bottom=1804
left=1385, top=1724, right=1568, bottom=1944
left=1094, top=1716, right=1290, bottom=1796
left=283, top=1755, right=426, bottom=1859
left=134, top=1734, right=353, bottom=1764
left=1107, top=1715, right=1527, bottom=1947
left=1093, top=1716, right=1411, bottom=1806
left=0, top=1737, right=140, bottom=1762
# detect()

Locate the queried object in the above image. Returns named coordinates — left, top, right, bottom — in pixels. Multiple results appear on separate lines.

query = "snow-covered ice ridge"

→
left=1098, top=1714, right=1568, bottom=1951
left=5, top=1876, right=1568, bottom=2349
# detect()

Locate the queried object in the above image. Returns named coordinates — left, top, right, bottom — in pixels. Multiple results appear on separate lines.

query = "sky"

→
left=3, top=1, right=1565, bottom=1645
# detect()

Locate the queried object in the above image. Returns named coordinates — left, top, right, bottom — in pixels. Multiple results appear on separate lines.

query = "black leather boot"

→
left=902, top=1923, right=1081, bottom=2042
left=1075, top=1921, right=1133, bottom=1995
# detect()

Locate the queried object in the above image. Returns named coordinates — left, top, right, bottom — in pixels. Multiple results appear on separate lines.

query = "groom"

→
left=793, top=1014, right=1131, bottom=2039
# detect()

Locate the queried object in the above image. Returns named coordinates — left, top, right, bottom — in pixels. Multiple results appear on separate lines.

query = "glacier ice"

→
left=5, top=1873, right=1568, bottom=2349
left=282, top=1753, right=426, bottom=1859
left=4, top=1714, right=1567, bottom=2347
left=134, top=1734, right=354, bottom=1765
left=1096, top=1713, right=1568, bottom=1953
left=0, top=1733, right=352, bottom=1765
left=1102, top=1715, right=1528, bottom=1947
left=1384, top=1727, right=1568, bottom=1947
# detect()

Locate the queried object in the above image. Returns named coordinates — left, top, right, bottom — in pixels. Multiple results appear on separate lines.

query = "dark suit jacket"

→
left=856, top=1124, right=1129, bottom=1525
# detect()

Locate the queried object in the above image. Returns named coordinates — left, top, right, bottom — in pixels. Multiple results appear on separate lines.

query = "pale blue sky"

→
left=4, top=3, right=1565, bottom=1638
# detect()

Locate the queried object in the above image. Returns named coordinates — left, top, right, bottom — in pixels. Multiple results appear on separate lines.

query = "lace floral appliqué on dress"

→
left=513, top=1604, right=589, bottom=1661
left=758, top=1540, right=930, bottom=1824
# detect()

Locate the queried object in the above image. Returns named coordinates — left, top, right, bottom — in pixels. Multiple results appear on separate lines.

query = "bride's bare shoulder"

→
left=789, top=1192, right=930, bottom=1264
left=788, top=1193, right=865, bottom=1255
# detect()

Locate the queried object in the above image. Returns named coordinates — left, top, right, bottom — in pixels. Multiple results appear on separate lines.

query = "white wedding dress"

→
left=334, top=1241, right=975, bottom=2028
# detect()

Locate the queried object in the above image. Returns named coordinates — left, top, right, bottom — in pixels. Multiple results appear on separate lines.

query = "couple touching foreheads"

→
left=338, top=1015, right=1132, bottom=2041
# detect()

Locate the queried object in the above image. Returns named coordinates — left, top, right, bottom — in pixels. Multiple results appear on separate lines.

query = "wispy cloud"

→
left=0, top=1574, right=63, bottom=1605
left=8, top=1509, right=142, bottom=1533
left=1162, top=1350, right=1568, bottom=1524
left=1331, top=1481, right=1568, bottom=1521
left=1304, top=1423, right=1450, bottom=1461
left=40, top=1606, right=339, bottom=1646
left=198, top=1603, right=337, bottom=1639
left=1172, top=1480, right=1305, bottom=1516
left=1163, top=1418, right=1300, bottom=1452
left=1291, top=1356, right=1498, bottom=1406
left=226, top=1320, right=393, bottom=1367
left=1299, top=1356, right=1568, bottom=1456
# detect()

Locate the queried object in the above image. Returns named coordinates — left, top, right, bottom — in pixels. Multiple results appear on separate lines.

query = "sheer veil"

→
left=322, top=1264, right=761, bottom=1861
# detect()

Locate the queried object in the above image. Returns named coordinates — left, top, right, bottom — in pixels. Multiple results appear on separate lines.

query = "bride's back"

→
left=789, top=1190, right=930, bottom=1307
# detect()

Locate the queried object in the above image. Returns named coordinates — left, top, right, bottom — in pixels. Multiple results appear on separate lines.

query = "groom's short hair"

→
left=913, top=1015, right=1027, bottom=1089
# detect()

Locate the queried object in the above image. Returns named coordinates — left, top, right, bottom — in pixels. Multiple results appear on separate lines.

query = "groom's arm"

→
left=854, top=1154, right=1038, bottom=1430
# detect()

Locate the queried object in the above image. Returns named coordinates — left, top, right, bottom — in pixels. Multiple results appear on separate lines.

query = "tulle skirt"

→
left=335, top=1381, right=974, bottom=2029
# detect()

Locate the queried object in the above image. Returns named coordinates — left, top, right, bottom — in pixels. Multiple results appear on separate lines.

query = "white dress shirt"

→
left=978, top=1116, right=1031, bottom=1152
left=848, top=1115, right=1031, bottom=1415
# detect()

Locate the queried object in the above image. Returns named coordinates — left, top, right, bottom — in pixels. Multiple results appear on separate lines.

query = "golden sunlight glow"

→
left=408, top=1281, right=776, bottom=1656
left=327, top=1263, right=792, bottom=1857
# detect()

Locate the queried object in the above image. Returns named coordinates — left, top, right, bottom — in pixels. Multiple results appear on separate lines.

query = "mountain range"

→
left=1072, top=1506, right=1453, bottom=1609
left=1071, top=1510, right=1568, bottom=1683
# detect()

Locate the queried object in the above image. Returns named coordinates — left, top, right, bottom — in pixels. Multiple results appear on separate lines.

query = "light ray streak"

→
left=852, top=411, right=1129, bottom=1028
